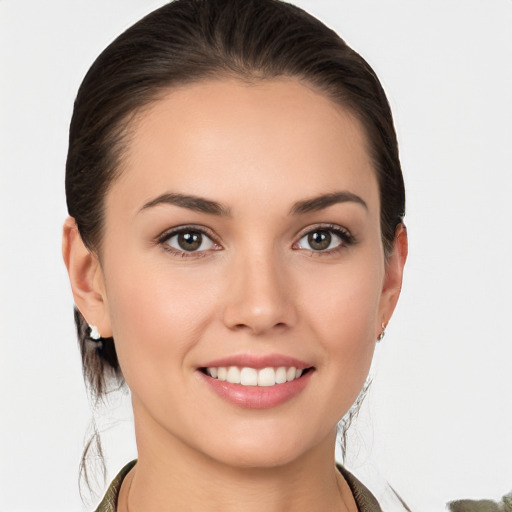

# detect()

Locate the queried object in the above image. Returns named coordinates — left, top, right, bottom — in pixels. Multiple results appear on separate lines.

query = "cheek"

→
left=302, top=256, right=382, bottom=330
left=297, top=254, right=383, bottom=376
left=103, top=259, right=217, bottom=386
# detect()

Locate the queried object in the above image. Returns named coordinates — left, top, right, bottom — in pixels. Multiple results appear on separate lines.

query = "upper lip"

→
left=200, top=353, right=312, bottom=370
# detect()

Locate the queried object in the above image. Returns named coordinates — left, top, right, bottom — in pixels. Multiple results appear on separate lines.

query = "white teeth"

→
left=258, top=367, right=276, bottom=387
left=205, top=365, right=307, bottom=386
left=226, top=366, right=241, bottom=384
left=286, top=367, right=297, bottom=382
left=240, top=367, right=258, bottom=386
left=275, top=367, right=287, bottom=384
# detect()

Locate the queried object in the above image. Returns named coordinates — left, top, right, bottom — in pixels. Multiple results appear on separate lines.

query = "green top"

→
left=448, top=493, right=512, bottom=512
left=93, top=460, right=512, bottom=512
left=93, top=460, right=382, bottom=512
left=94, top=460, right=136, bottom=512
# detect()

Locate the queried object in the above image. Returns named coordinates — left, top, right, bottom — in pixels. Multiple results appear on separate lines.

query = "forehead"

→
left=111, top=78, right=379, bottom=216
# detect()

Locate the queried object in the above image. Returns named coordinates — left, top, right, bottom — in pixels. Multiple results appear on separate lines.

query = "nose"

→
left=221, top=250, right=297, bottom=335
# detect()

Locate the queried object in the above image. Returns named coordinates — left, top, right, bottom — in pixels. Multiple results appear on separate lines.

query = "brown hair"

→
left=65, top=0, right=405, bottom=491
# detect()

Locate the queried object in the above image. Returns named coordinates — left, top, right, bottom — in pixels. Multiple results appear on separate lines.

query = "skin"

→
left=63, top=78, right=407, bottom=511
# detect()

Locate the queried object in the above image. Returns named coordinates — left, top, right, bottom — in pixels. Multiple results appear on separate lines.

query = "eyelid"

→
left=155, top=224, right=222, bottom=253
left=154, top=223, right=354, bottom=256
left=293, top=223, right=355, bottom=252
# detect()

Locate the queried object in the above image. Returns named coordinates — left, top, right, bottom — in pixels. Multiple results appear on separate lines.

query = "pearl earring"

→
left=89, top=324, right=101, bottom=340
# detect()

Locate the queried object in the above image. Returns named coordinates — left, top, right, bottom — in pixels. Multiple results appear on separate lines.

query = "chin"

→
left=203, top=429, right=321, bottom=470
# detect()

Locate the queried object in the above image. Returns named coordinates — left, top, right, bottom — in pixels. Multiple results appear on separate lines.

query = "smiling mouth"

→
left=200, top=366, right=313, bottom=387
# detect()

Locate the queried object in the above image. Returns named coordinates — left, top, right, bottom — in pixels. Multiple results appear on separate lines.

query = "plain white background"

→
left=1, top=1, right=511, bottom=511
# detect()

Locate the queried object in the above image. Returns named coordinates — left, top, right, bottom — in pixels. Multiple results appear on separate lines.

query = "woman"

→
left=62, top=0, right=407, bottom=510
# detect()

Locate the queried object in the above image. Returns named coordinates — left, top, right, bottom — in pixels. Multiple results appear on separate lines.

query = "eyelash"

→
left=156, top=225, right=221, bottom=258
left=155, top=223, right=355, bottom=258
left=293, top=224, right=355, bottom=256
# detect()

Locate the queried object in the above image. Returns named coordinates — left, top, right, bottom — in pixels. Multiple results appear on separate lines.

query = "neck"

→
left=119, top=404, right=357, bottom=512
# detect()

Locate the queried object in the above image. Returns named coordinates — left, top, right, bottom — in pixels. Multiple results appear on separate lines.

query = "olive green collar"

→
left=94, top=460, right=381, bottom=512
left=94, top=460, right=136, bottom=512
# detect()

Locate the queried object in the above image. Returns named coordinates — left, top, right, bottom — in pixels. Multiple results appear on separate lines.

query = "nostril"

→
left=221, top=273, right=298, bottom=334
left=230, top=321, right=289, bottom=334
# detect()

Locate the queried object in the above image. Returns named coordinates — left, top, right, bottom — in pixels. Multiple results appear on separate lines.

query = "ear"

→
left=377, top=224, right=408, bottom=335
left=62, top=217, right=113, bottom=338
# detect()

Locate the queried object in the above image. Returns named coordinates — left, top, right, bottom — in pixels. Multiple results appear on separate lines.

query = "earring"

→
left=89, top=324, right=101, bottom=341
left=377, top=322, right=386, bottom=342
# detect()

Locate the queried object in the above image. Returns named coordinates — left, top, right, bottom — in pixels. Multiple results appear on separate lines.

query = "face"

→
left=90, top=78, right=402, bottom=468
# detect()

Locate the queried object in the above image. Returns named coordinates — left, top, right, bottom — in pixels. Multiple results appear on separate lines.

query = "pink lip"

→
left=197, top=353, right=314, bottom=409
left=199, top=371, right=313, bottom=409
left=200, top=353, right=311, bottom=370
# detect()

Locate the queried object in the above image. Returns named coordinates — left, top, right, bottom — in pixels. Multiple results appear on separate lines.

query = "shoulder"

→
left=93, top=460, right=137, bottom=512
left=448, top=492, right=512, bottom=512
left=337, top=464, right=383, bottom=512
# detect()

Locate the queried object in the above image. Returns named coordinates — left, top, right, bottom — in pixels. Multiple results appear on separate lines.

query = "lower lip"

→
left=199, top=370, right=313, bottom=409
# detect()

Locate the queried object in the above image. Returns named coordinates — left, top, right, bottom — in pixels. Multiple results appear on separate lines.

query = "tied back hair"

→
left=74, top=309, right=123, bottom=499
left=66, top=0, right=405, bottom=497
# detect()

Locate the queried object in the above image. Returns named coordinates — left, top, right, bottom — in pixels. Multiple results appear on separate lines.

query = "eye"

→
left=295, top=226, right=352, bottom=252
left=161, top=228, right=218, bottom=254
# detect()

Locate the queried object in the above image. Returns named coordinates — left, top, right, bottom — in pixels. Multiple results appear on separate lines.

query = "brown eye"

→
left=178, top=231, right=202, bottom=251
left=164, top=229, right=216, bottom=253
left=308, top=230, right=332, bottom=251
left=296, top=227, right=349, bottom=252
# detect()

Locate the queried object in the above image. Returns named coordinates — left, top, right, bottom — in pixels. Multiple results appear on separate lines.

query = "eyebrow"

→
left=140, top=190, right=367, bottom=217
left=140, top=193, right=231, bottom=216
left=290, top=191, right=368, bottom=215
